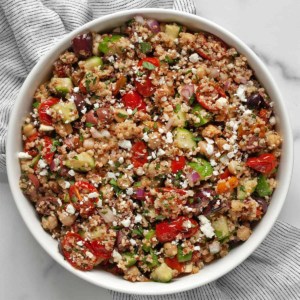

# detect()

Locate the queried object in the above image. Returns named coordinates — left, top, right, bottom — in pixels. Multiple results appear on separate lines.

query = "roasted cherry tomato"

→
left=69, top=181, right=98, bottom=218
left=38, top=98, right=60, bottom=125
left=196, top=83, right=226, bottom=111
left=219, top=168, right=231, bottom=180
left=171, top=156, right=186, bottom=173
left=138, top=57, right=160, bottom=68
left=135, top=77, right=155, bottom=97
left=89, top=240, right=112, bottom=263
left=165, top=257, right=184, bottom=273
left=112, top=75, right=127, bottom=96
left=156, top=216, right=198, bottom=242
left=195, top=48, right=212, bottom=61
left=61, top=232, right=97, bottom=271
left=131, top=141, right=148, bottom=168
left=246, top=153, right=277, bottom=174
left=24, top=132, right=39, bottom=157
left=42, top=136, right=55, bottom=165
left=122, top=91, right=146, bottom=111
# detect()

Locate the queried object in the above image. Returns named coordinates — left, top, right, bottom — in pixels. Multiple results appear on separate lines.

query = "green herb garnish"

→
left=142, top=61, right=156, bottom=70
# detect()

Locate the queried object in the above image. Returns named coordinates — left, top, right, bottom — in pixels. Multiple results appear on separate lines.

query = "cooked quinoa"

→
left=19, top=16, right=282, bottom=282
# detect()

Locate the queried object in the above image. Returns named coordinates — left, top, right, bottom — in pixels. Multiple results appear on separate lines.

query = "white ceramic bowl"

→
left=6, top=8, right=293, bottom=295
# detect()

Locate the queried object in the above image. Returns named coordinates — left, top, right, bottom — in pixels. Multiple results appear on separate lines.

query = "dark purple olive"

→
left=96, top=107, right=113, bottom=123
left=70, top=93, right=85, bottom=113
left=192, top=188, right=216, bottom=207
left=254, top=197, right=268, bottom=214
left=71, top=32, right=93, bottom=58
left=246, top=92, right=268, bottom=109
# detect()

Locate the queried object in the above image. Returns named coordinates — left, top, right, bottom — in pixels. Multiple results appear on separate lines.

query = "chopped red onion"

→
left=134, top=15, right=145, bottom=25
left=146, top=19, right=160, bottom=33
left=100, top=208, right=116, bottom=223
left=210, top=67, right=220, bottom=79
left=191, top=172, right=200, bottom=182
left=165, top=118, right=174, bottom=131
left=135, top=188, right=145, bottom=199
left=181, top=84, right=194, bottom=100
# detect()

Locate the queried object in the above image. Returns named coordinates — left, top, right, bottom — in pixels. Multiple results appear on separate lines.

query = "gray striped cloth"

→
left=0, top=0, right=195, bottom=172
left=1, top=1, right=299, bottom=300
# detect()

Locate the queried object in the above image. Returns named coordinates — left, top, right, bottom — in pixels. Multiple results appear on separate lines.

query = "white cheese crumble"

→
left=88, top=192, right=99, bottom=198
left=198, top=215, right=215, bottom=238
left=73, top=87, right=79, bottom=93
left=96, top=199, right=102, bottom=208
left=85, top=251, right=94, bottom=259
left=118, top=157, right=124, bottom=164
left=38, top=159, right=47, bottom=169
left=209, top=241, right=221, bottom=254
left=64, top=181, right=70, bottom=189
left=166, top=132, right=173, bottom=143
left=66, top=204, right=75, bottom=215
left=121, top=218, right=131, bottom=228
left=130, top=239, right=137, bottom=246
left=134, top=214, right=142, bottom=224
left=269, top=116, right=276, bottom=125
left=112, top=249, right=122, bottom=262
left=126, top=187, right=134, bottom=196
left=189, top=53, right=200, bottom=63
left=194, top=245, right=201, bottom=251
left=157, top=148, right=165, bottom=156
left=39, top=124, right=54, bottom=131
left=236, top=85, right=247, bottom=102
left=76, top=240, right=83, bottom=246
left=223, top=143, right=231, bottom=151
left=215, top=97, right=228, bottom=109
left=18, top=152, right=32, bottom=159
left=68, top=169, right=75, bottom=176
left=142, top=132, right=149, bottom=142
left=206, top=144, right=214, bottom=155
left=118, top=140, right=132, bottom=150
left=107, top=172, right=117, bottom=180
left=39, top=169, right=48, bottom=176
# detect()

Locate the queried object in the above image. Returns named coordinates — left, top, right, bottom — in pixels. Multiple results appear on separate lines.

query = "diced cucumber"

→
left=52, top=101, right=79, bottom=124
left=165, top=24, right=180, bottom=39
left=173, top=128, right=196, bottom=150
left=123, top=253, right=137, bottom=267
left=212, top=216, right=229, bottom=242
left=147, top=250, right=159, bottom=268
left=150, top=263, right=173, bottom=283
left=142, top=229, right=155, bottom=252
left=177, top=245, right=192, bottom=262
left=83, top=56, right=103, bottom=71
left=65, top=152, right=95, bottom=172
left=237, top=178, right=258, bottom=200
left=172, top=110, right=186, bottom=127
left=50, top=77, right=73, bottom=96
left=188, top=158, right=213, bottom=180
left=30, top=154, right=41, bottom=167
left=98, top=35, right=122, bottom=55
left=191, top=104, right=212, bottom=127
left=256, top=175, right=272, bottom=197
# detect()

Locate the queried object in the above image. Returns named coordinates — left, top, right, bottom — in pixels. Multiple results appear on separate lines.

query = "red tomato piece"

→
left=171, top=156, right=186, bottom=173
left=69, top=181, right=98, bottom=218
left=89, top=240, right=112, bottom=263
left=24, top=132, right=39, bottom=156
left=131, top=141, right=148, bottom=168
left=195, top=49, right=212, bottom=61
left=28, top=174, right=40, bottom=189
left=156, top=216, right=198, bottom=242
left=165, top=257, right=184, bottom=273
left=246, top=153, right=277, bottom=174
left=138, top=57, right=160, bottom=68
left=196, top=83, right=226, bottom=112
left=135, top=77, right=155, bottom=97
left=122, top=91, right=146, bottom=111
left=158, top=187, right=186, bottom=196
left=38, top=98, right=60, bottom=125
left=42, top=136, right=55, bottom=165
left=61, top=232, right=97, bottom=271
left=219, top=168, right=231, bottom=180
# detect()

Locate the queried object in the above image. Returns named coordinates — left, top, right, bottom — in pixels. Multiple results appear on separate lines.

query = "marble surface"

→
left=1, top=1, right=300, bottom=299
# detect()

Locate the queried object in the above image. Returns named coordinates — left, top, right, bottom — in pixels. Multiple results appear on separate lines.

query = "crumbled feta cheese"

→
left=76, top=240, right=83, bottom=246
left=68, top=169, right=75, bottom=176
left=64, top=181, right=70, bottom=189
left=189, top=53, right=200, bottom=63
left=194, top=245, right=201, bottom=251
left=118, top=157, right=124, bottom=164
left=112, top=249, right=122, bottom=262
left=157, top=148, right=165, bottom=156
left=130, top=239, right=137, bottom=246
left=57, top=199, right=62, bottom=206
left=81, top=107, right=87, bottom=114
left=127, top=164, right=133, bottom=170
left=136, top=167, right=144, bottom=176
left=38, top=159, right=47, bottom=169
left=161, top=96, right=167, bottom=102
left=39, top=169, right=48, bottom=176
left=134, top=214, right=142, bottom=224
left=126, top=188, right=134, bottom=196
left=227, top=151, right=235, bottom=159
left=236, top=85, right=247, bottom=102
left=86, top=251, right=94, bottom=259
left=94, top=103, right=99, bottom=109
left=142, top=132, right=149, bottom=142
left=269, top=116, right=276, bottom=125
left=223, top=143, right=231, bottom=151
left=121, top=218, right=131, bottom=228
left=96, top=199, right=102, bottom=208
left=166, top=132, right=173, bottom=143
left=39, top=124, right=54, bottom=131
left=153, top=115, right=158, bottom=121
left=206, top=144, right=214, bottom=155
left=158, top=128, right=164, bottom=134
left=127, top=108, right=133, bottom=115
left=66, top=204, right=75, bottom=215
left=107, top=172, right=117, bottom=180
left=183, top=220, right=192, bottom=229
left=198, top=215, right=215, bottom=238
left=215, top=97, right=228, bottom=108
left=88, top=192, right=99, bottom=198
left=118, top=140, right=132, bottom=150
left=205, top=137, right=214, bottom=144
left=209, top=241, right=221, bottom=254
left=18, top=152, right=32, bottom=159
left=73, top=87, right=79, bottom=93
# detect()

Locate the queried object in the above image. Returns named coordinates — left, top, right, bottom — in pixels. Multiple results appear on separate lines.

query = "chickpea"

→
left=163, top=243, right=178, bottom=257
left=117, top=176, right=132, bottom=189
left=228, top=160, right=244, bottom=175
left=83, top=138, right=95, bottom=150
left=201, top=125, right=221, bottom=138
left=237, top=226, right=252, bottom=241
left=147, top=132, right=162, bottom=150
left=54, top=123, right=73, bottom=137
left=215, top=138, right=227, bottom=151
left=41, top=215, right=58, bottom=231
left=22, top=124, right=37, bottom=137
left=266, top=131, right=281, bottom=149
left=58, top=211, right=76, bottom=226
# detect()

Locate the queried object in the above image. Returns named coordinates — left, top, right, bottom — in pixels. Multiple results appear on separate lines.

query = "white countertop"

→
left=1, top=1, right=300, bottom=299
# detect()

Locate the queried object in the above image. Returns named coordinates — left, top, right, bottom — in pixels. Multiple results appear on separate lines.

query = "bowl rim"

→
left=6, top=8, right=294, bottom=295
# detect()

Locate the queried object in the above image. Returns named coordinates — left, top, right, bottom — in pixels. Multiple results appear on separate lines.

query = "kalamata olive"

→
left=71, top=32, right=93, bottom=58
left=253, top=197, right=268, bottom=214
left=85, top=110, right=98, bottom=125
left=70, top=93, right=85, bottom=113
left=189, top=188, right=216, bottom=213
left=96, top=107, right=113, bottom=123
left=246, top=92, right=268, bottom=109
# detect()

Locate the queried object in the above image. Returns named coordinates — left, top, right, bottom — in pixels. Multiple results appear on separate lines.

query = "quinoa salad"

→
left=19, top=16, right=282, bottom=283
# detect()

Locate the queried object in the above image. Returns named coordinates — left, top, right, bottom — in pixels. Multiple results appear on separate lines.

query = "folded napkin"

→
left=1, top=1, right=299, bottom=299
left=111, top=221, right=300, bottom=300
left=0, top=0, right=195, bottom=172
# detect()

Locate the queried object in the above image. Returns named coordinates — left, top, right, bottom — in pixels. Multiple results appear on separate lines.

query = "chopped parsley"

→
left=142, top=61, right=156, bottom=70
left=86, top=122, right=94, bottom=128
left=140, top=42, right=151, bottom=54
